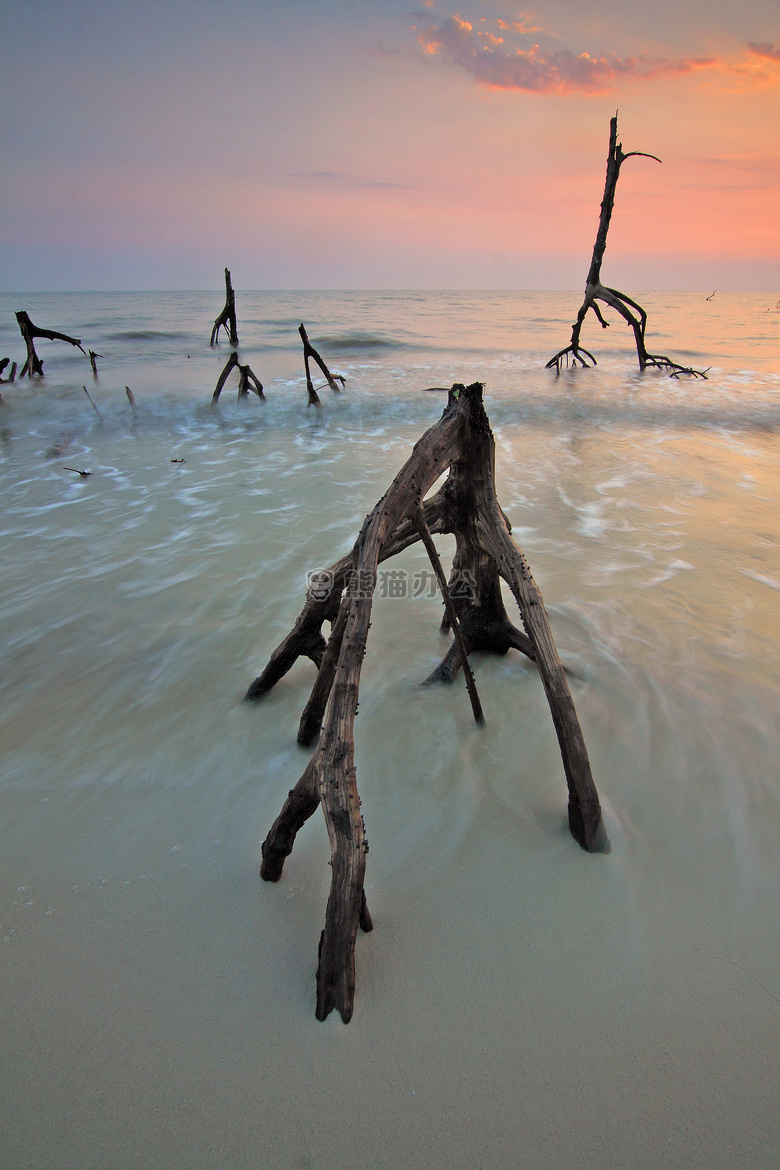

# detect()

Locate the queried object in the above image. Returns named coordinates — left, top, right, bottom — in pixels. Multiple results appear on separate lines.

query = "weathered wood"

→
left=236, top=361, right=264, bottom=401
left=260, top=759, right=321, bottom=882
left=546, top=116, right=707, bottom=379
left=83, top=385, right=102, bottom=420
left=211, top=351, right=240, bottom=403
left=250, top=382, right=609, bottom=1022
left=299, top=323, right=346, bottom=407
left=211, top=350, right=264, bottom=403
left=15, top=311, right=86, bottom=377
left=413, top=506, right=484, bottom=725
left=245, top=492, right=448, bottom=703
left=298, top=592, right=351, bottom=746
left=210, top=267, right=239, bottom=347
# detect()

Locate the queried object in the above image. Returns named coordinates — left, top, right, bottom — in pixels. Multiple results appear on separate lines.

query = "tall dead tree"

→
left=15, top=311, right=86, bottom=377
left=247, top=382, right=609, bottom=1024
left=299, top=323, right=346, bottom=406
left=210, top=268, right=239, bottom=347
left=547, top=116, right=707, bottom=378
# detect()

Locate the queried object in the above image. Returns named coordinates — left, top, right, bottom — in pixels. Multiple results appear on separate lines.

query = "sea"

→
left=1, top=290, right=779, bottom=1169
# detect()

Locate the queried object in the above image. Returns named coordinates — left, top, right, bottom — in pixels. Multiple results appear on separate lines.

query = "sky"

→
left=1, top=0, right=778, bottom=290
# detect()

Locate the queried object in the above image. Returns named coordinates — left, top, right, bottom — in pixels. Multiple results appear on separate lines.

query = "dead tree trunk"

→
left=546, top=116, right=707, bottom=379
left=15, top=311, right=86, bottom=377
left=247, top=382, right=609, bottom=1023
left=211, top=351, right=264, bottom=403
left=210, top=267, right=239, bottom=347
left=299, top=323, right=346, bottom=407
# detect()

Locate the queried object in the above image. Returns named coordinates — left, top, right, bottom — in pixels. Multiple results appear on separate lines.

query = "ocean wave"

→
left=309, top=332, right=404, bottom=351
left=103, top=330, right=193, bottom=341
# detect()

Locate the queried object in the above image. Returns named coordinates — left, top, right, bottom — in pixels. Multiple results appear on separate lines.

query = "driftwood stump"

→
left=15, top=311, right=86, bottom=378
left=248, top=382, right=609, bottom=1023
left=546, top=116, right=707, bottom=379
left=299, top=323, right=345, bottom=406
left=210, top=267, right=239, bottom=347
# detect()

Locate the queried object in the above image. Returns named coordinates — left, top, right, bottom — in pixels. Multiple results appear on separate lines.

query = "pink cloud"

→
left=497, top=17, right=542, bottom=35
left=418, top=15, right=716, bottom=94
left=748, top=42, right=780, bottom=62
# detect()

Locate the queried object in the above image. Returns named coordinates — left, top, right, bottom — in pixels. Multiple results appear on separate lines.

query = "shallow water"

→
left=1, top=290, right=779, bottom=1168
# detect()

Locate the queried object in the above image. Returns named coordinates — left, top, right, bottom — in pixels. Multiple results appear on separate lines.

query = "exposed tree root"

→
left=546, top=117, right=708, bottom=379
left=246, top=382, right=609, bottom=1023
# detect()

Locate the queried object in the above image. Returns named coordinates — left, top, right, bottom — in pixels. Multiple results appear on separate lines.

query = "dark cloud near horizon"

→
left=418, top=14, right=716, bottom=94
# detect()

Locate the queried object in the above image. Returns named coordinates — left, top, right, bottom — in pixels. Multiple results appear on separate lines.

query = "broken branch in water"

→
left=299, top=323, right=345, bottom=407
left=16, top=311, right=86, bottom=378
left=246, top=382, right=609, bottom=1024
left=546, top=116, right=707, bottom=379
left=83, top=385, right=102, bottom=419
left=211, top=351, right=265, bottom=404
left=212, top=352, right=239, bottom=402
left=0, top=359, right=17, bottom=384
left=237, top=362, right=264, bottom=401
left=63, top=466, right=90, bottom=478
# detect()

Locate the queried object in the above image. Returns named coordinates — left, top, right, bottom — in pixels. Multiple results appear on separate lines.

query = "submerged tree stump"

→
left=211, top=351, right=264, bottom=404
left=210, top=267, right=239, bottom=347
left=15, top=311, right=86, bottom=377
left=0, top=358, right=17, bottom=383
left=247, top=382, right=609, bottom=1023
left=546, top=116, right=707, bottom=379
left=299, top=323, right=345, bottom=406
